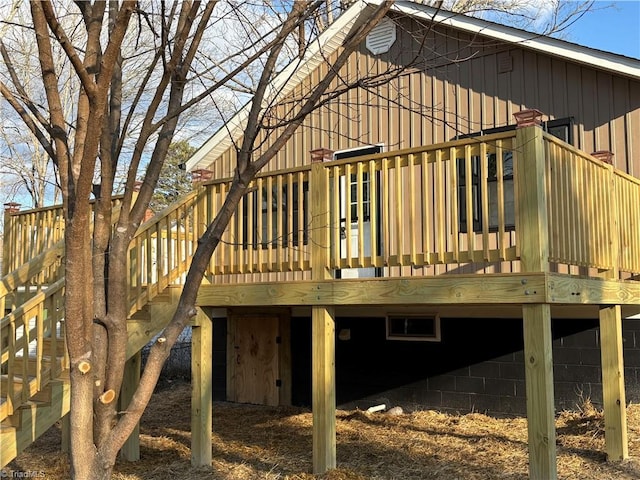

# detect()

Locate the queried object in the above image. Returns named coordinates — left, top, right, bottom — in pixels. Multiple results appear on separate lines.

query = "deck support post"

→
left=309, top=147, right=336, bottom=474
left=599, top=305, right=628, bottom=460
left=119, top=351, right=141, bottom=461
left=597, top=155, right=628, bottom=461
left=523, top=304, right=557, bottom=480
left=515, top=118, right=557, bottom=480
left=191, top=307, right=213, bottom=466
left=312, top=305, right=336, bottom=474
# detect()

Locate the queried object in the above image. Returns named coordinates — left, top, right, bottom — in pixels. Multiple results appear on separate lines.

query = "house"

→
left=185, top=0, right=640, bottom=414
left=1, top=1, right=639, bottom=478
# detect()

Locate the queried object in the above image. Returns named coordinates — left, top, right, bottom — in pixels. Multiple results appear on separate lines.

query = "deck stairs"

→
left=0, top=191, right=201, bottom=466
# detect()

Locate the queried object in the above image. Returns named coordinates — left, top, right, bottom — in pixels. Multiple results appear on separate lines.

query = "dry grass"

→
left=7, top=380, right=640, bottom=479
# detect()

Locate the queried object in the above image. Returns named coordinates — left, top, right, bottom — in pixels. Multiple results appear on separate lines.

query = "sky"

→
left=563, top=0, right=640, bottom=58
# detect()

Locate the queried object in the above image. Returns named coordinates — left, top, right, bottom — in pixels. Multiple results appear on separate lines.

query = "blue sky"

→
left=563, top=1, right=640, bottom=58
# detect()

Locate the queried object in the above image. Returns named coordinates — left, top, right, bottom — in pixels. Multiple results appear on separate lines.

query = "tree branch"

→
left=40, top=0, right=97, bottom=98
left=253, top=1, right=395, bottom=172
left=29, top=0, right=71, bottom=200
left=0, top=80, right=56, bottom=162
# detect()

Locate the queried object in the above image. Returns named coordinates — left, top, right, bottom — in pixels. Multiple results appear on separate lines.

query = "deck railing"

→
left=2, top=197, right=123, bottom=275
left=2, top=125, right=639, bottom=424
left=4, top=127, right=640, bottom=285
left=198, top=131, right=520, bottom=276
left=0, top=252, right=67, bottom=421
left=126, top=191, right=201, bottom=316
left=2, top=205, right=64, bottom=277
left=545, top=134, right=640, bottom=275
left=324, top=132, right=518, bottom=270
left=613, top=170, right=640, bottom=274
left=192, top=127, right=639, bottom=279
left=200, top=168, right=312, bottom=275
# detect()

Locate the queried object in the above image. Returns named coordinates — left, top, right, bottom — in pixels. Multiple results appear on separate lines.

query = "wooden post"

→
left=61, top=413, right=71, bottom=454
left=310, top=148, right=333, bottom=281
left=312, top=305, right=336, bottom=473
left=119, top=351, right=141, bottom=461
left=599, top=305, right=628, bottom=460
left=514, top=115, right=557, bottom=480
left=523, top=304, right=557, bottom=480
left=3, top=203, right=20, bottom=276
left=598, top=163, right=628, bottom=461
left=514, top=122, right=549, bottom=274
left=191, top=307, right=212, bottom=466
left=309, top=148, right=336, bottom=474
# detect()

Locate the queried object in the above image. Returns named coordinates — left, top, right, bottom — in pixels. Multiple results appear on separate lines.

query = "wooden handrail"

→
left=1, top=277, right=66, bottom=420
left=126, top=189, right=202, bottom=316
left=544, top=131, right=640, bottom=275
left=0, top=241, right=64, bottom=298
left=0, top=278, right=65, bottom=330
left=2, top=197, right=124, bottom=275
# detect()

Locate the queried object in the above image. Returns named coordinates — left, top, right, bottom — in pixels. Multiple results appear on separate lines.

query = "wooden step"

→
left=41, top=337, right=66, bottom=357
left=0, top=397, right=15, bottom=422
left=1, top=399, right=49, bottom=429
left=0, top=379, right=70, bottom=467
left=0, top=375, right=40, bottom=421
left=0, top=375, right=41, bottom=403
left=12, top=356, right=62, bottom=378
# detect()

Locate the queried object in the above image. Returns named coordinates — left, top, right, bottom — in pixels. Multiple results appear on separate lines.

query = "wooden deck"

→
left=2, top=125, right=639, bottom=478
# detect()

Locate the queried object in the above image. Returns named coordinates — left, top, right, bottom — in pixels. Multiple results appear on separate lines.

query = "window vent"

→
left=497, top=52, right=513, bottom=73
left=366, top=17, right=396, bottom=55
left=386, top=314, right=441, bottom=342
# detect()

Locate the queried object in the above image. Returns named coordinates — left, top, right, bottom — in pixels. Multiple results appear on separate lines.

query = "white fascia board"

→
left=186, top=0, right=371, bottom=172
left=393, top=1, right=640, bottom=80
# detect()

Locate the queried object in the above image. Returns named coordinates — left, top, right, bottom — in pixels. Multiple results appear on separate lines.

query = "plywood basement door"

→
left=228, top=314, right=280, bottom=406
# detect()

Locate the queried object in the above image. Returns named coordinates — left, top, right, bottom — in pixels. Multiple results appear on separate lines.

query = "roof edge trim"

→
left=393, top=1, right=640, bottom=79
left=185, top=0, right=371, bottom=172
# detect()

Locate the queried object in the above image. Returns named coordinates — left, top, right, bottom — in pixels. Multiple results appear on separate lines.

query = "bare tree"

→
left=0, top=1, right=600, bottom=479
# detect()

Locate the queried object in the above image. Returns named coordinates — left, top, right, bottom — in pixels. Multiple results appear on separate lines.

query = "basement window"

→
left=386, top=314, right=441, bottom=342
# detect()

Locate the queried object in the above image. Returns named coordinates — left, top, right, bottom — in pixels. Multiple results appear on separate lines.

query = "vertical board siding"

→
left=204, top=20, right=639, bottom=181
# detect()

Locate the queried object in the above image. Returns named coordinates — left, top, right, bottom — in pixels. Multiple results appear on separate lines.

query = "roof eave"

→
left=185, top=0, right=372, bottom=172
left=393, top=1, right=640, bottom=79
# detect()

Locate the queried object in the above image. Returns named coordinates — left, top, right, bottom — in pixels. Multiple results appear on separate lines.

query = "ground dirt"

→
left=6, top=380, right=640, bottom=479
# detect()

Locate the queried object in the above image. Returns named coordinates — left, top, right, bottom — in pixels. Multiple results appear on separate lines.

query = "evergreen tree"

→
left=148, top=141, right=195, bottom=213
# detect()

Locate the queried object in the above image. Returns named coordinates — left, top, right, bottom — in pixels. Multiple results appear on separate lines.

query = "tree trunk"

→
left=65, top=215, right=98, bottom=479
left=88, top=453, right=117, bottom=480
